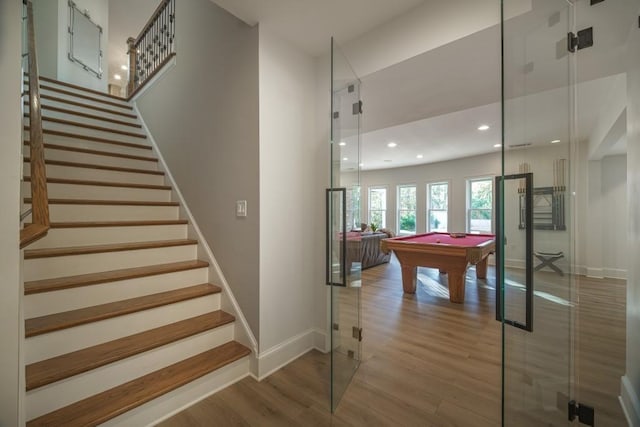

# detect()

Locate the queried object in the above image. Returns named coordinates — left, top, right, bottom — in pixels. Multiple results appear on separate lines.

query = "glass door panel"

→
left=328, top=38, right=362, bottom=411
left=501, top=1, right=574, bottom=425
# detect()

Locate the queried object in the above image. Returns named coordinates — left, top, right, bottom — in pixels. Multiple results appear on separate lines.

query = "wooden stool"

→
left=534, top=251, right=564, bottom=276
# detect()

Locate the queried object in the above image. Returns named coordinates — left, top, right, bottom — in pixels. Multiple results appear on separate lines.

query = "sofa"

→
left=344, top=230, right=392, bottom=272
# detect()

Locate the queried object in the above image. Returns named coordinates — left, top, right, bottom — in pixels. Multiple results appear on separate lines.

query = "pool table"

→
left=380, top=232, right=495, bottom=303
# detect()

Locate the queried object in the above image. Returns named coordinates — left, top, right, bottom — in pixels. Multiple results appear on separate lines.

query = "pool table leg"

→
left=401, top=264, right=417, bottom=293
left=475, top=256, right=488, bottom=279
left=447, top=268, right=467, bottom=303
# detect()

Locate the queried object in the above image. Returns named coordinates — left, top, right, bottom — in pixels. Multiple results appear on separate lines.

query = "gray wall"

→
left=136, top=0, right=260, bottom=339
left=0, top=1, right=25, bottom=425
left=624, top=12, right=640, bottom=425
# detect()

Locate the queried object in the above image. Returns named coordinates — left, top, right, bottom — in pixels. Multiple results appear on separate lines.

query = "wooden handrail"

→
left=126, top=0, right=175, bottom=98
left=20, top=0, right=50, bottom=249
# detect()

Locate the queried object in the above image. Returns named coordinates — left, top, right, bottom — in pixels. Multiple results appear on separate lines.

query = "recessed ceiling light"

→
left=121, top=64, right=128, bottom=71
left=550, top=139, right=560, bottom=144
left=338, top=141, right=346, bottom=146
left=478, top=125, right=490, bottom=131
left=416, top=154, right=423, bottom=159
left=494, top=143, right=502, bottom=148
left=114, top=74, right=122, bottom=80
left=343, top=157, right=348, bottom=161
left=387, top=142, right=397, bottom=148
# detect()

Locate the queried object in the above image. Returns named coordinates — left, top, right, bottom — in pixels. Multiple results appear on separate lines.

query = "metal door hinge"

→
left=590, top=0, right=604, bottom=5
left=333, top=323, right=339, bottom=331
left=333, top=111, right=339, bottom=119
left=568, top=400, right=595, bottom=426
left=352, top=326, right=362, bottom=341
left=568, top=27, right=593, bottom=52
left=352, top=100, right=362, bottom=115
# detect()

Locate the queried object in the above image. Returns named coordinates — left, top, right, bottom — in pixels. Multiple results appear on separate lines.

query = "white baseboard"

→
left=621, top=375, right=640, bottom=427
left=253, top=329, right=326, bottom=380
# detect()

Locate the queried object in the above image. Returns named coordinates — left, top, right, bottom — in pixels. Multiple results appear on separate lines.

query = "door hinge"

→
left=333, top=111, right=339, bottom=119
left=352, top=100, right=362, bottom=115
left=333, top=323, right=339, bottom=331
left=568, top=400, right=595, bottom=426
left=352, top=326, right=362, bottom=341
left=568, top=27, right=594, bottom=52
left=590, top=0, right=604, bottom=5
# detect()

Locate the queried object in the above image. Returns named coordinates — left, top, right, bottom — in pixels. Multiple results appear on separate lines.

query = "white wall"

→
left=32, top=0, right=108, bottom=91
left=0, top=1, right=25, bottom=425
left=257, top=26, right=320, bottom=371
left=136, top=0, right=261, bottom=340
left=622, top=9, right=640, bottom=425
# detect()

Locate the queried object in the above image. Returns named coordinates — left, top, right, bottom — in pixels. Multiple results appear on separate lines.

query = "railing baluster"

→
left=126, top=0, right=175, bottom=99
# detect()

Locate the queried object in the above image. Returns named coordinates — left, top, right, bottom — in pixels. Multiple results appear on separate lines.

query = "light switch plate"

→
left=236, top=200, right=247, bottom=217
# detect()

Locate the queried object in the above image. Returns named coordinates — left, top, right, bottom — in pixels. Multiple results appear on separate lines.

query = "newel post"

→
left=127, top=36, right=136, bottom=96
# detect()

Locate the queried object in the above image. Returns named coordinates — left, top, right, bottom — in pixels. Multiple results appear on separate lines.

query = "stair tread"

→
left=24, top=127, right=152, bottom=150
left=25, top=141, right=158, bottom=162
left=37, top=116, right=147, bottom=138
left=24, top=176, right=171, bottom=190
left=26, top=311, right=235, bottom=391
left=30, top=103, right=141, bottom=128
left=24, top=157, right=165, bottom=176
left=24, top=198, right=178, bottom=206
left=38, top=84, right=134, bottom=110
left=24, top=238, right=197, bottom=259
left=26, top=341, right=250, bottom=427
left=25, top=260, right=209, bottom=295
left=25, top=283, right=221, bottom=337
left=48, top=220, right=188, bottom=228
left=40, top=94, right=138, bottom=119
left=37, top=75, right=129, bottom=102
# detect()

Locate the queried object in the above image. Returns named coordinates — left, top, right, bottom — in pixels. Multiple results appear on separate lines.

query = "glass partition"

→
left=501, top=1, right=574, bottom=425
left=328, top=38, right=362, bottom=411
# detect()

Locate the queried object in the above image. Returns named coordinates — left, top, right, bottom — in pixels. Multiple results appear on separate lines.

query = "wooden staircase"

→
left=22, top=76, right=251, bottom=426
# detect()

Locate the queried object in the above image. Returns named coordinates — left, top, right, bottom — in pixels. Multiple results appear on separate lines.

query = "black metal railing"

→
left=127, top=0, right=175, bottom=98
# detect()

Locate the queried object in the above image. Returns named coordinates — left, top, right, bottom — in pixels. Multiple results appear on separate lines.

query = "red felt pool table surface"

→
left=392, top=232, right=495, bottom=247
left=380, top=232, right=496, bottom=303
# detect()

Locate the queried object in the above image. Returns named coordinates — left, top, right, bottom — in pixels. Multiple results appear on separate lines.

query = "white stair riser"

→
left=25, top=120, right=148, bottom=147
left=26, top=324, right=235, bottom=421
left=38, top=87, right=132, bottom=112
left=40, top=98, right=138, bottom=124
left=26, top=107, right=142, bottom=133
left=25, top=267, right=209, bottom=318
left=25, top=294, right=221, bottom=363
left=22, top=182, right=172, bottom=202
left=25, top=163, right=165, bottom=186
left=28, top=79, right=131, bottom=106
left=24, top=244, right=197, bottom=281
left=29, top=146, right=159, bottom=170
left=23, top=204, right=180, bottom=222
left=24, top=130, right=153, bottom=157
left=28, top=224, right=188, bottom=249
left=102, top=358, right=249, bottom=427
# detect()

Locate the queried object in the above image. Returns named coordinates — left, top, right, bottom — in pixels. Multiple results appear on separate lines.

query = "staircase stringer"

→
left=132, top=104, right=259, bottom=361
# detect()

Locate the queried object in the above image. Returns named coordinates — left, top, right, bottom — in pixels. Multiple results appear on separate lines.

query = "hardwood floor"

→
left=160, top=257, right=627, bottom=426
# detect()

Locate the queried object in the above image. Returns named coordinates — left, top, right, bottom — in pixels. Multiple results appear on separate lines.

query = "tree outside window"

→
left=428, top=182, right=448, bottom=232
left=398, top=185, right=417, bottom=235
left=468, top=178, right=493, bottom=233
left=368, top=187, right=386, bottom=229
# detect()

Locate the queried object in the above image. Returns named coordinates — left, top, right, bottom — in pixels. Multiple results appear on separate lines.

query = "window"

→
left=397, top=185, right=417, bottom=235
left=467, top=178, right=493, bottom=233
left=427, top=182, right=448, bottom=232
left=346, top=185, right=360, bottom=231
left=368, top=187, right=387, bottom=228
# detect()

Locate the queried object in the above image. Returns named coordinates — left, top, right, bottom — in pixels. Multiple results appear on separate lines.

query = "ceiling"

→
left=106, top=0, right=635, bottom=170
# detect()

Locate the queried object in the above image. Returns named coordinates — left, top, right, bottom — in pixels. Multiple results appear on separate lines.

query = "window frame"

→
left=396, top=183, right=417, bottom=236
left=368, top=186, right=387, bottom=229
left=466, top=177, right=494, bottom=234
left=427, top=180, right=450, bottom=233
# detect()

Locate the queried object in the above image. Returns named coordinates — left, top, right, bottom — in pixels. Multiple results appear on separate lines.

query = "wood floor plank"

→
left=26, top=341, right=251, bottom=427
left=24, top=239, right=197, bottom=259
left=24, top=260, right=208, bottom=295
left=26, top=311, right=235, bottom=390
left=25, top=283, right=220, bottom=337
